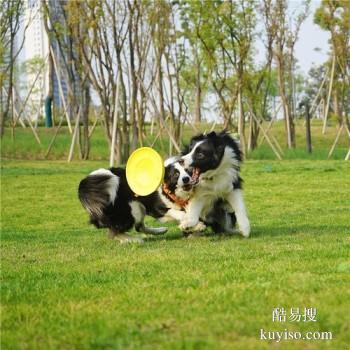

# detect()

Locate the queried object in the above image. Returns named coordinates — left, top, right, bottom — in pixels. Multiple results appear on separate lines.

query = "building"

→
left=24, top=0, right=50, bottom=109
left=23, top=0, right=78, bottom=118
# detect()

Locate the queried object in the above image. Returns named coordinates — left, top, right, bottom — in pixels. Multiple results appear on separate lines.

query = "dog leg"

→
left=192, top=221, right=207, bottom=232
left=179, top=199, right=205, bottom=231
left=220, top=212, right=235, bottom=234
left=159, top=208, right=186, bottom=223
left=108, top=228, right=118, bottom=239
left=227, top=189, right=250, bottom=237
left=130, top=201, right=167, bottom=235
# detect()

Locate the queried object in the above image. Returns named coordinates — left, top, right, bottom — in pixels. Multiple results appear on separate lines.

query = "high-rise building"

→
left=23, top=0, right=77, bottom=115
left=24, top=0, right=49, bottom=108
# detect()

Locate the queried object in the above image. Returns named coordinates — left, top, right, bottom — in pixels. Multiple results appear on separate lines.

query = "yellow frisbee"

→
left=126, top=147, right=164, bottom=196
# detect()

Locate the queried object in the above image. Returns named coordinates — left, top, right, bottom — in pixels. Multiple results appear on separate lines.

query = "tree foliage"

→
left=2, top=0, right=348, bottom=160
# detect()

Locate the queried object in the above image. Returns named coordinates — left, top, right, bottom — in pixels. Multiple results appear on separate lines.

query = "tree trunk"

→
left=45, top=52, right=54, bottom=127
left=0, top=83, right=3, bottom=134
left=157, top=52, right=165, bottom=131
left=194, top=59, right=201, bottom=124
left=332, top=87, right=341, bottom=125
left=128, top=8, right=138, bottom=152
left=117, top=56, right=129, bottom=163
left=80, top=81, right=90, bottom=160
left=248, top=109, right=259, bottom=151
left=277, top=56, right=295, bottom=148
left=0, top=30, right=15, bottom=138
left=237, top=88, right=246, bottom=156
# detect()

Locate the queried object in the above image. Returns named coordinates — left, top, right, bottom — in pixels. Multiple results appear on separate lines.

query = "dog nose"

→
left=182, top=176, right=190, bottom=184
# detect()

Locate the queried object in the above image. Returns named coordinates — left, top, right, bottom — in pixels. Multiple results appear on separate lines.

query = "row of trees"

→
left=313, top=0, right=350, bottom=127
left=1, top=0, right=349, bottom=162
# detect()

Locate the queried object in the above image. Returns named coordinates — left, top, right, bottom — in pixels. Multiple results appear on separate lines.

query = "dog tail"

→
left=78, top=169, right=119, bottom=227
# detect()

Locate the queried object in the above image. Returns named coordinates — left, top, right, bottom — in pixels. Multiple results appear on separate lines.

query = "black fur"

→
left=78, top=163, right=190, bottom=235
left=78, top=167, right=168, bottom=234
left=205, top=199, right=237, bottom=233
left=163, top=164, right=180, bottom=193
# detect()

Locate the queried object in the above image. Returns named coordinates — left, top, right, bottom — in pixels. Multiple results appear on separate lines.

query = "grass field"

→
left=1, top=157, right=350, bottom=349
left=1, top=121, right=350, bottom=349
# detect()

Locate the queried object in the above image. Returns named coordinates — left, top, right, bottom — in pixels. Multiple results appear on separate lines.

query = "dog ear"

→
left=164, top=165, right=171, bottom=181
left=207, top=131, right=217, bottom=138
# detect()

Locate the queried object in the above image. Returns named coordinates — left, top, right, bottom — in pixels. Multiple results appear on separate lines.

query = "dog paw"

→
left=179, top=218, right=199, bottom=231
left=192, top=221, right=206, bottom=232
left=238, top=222, right=250, bottom=238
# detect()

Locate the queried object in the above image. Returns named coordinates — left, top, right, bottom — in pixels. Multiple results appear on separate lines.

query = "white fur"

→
left=180, top=146, right=250, bottom=237
left=226, top=189, right=250, bottom=237
left=157, top=187, right=188, bottom=223
left=174, top=162, right=192, bottom=192
left=129, top=200, right=167, bottom=235
left=159, top=208, right=186, bottom=222
left=129, top=201, right=145, bottom=224
left=174, top=187, right=192, bottom=200
left=90, top=168, right=112, bottom=176
left=164, top=156, right=180, bottom=167
left=185, top=147, right=239, bottom=218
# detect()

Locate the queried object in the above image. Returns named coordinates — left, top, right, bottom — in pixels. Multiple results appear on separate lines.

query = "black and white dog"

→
left=78, top=159, right=195, bottom=243
left=180, top=131, right=250, bottom=237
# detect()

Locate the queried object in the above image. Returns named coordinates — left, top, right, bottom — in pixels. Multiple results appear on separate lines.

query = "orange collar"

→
left=162, top=183, right=188, bottom=209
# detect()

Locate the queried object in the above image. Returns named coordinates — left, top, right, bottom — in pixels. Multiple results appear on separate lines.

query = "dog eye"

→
left=196, top=152, right=205, bottom=159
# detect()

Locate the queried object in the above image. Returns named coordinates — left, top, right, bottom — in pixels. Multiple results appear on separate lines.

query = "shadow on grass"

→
left=150, top=223, right=349, bottom=243
left=251, top=224, right=349, bottom=238
left=3, top=224, right=347, bottom=247
left=147, top=229, right=244, bottom=243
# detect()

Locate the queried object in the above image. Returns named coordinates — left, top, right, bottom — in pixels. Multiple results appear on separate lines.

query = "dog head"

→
left=181, top=132, right=225, bottom=173
left=181, top=131, right=241, bottom=181
left=163, top=157, right=195, bottom=197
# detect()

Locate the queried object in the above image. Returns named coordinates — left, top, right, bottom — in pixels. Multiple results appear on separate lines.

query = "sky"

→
left=254, top=1, right=330, bottom=75
left=290, top=1, right=330, bottom=74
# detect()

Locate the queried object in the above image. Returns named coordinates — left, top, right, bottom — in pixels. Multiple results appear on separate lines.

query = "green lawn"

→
left=1, top=119, right=349, bottom=161
left=1, top=159, right=349, bottom=349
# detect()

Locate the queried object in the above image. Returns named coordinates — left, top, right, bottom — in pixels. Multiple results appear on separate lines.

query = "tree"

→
left=42, top=0, right=92, bottom=159
left=0, top=0, right=25, bottom=137
left=178, top=0, right=208, bottom=125
left=315, top=0, right=350, bottom=127
left=179, top=0, right=256, bottom=154
left=64, top=0, right=129, bottom=163
left=264, top=0, right=310, bottom=148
